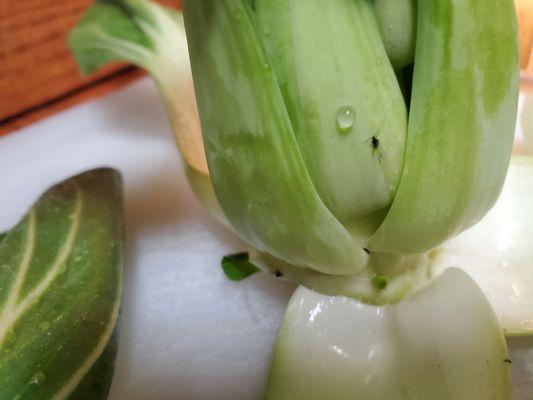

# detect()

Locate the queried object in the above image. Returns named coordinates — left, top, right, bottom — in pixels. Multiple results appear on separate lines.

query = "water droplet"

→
left=30, top=372, right=45, bottom=385
left=336, top=106, right=356, bottom=134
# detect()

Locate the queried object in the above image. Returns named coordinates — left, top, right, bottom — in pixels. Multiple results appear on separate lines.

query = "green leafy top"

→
left=68, top=0, right=180, bottom=75
left=69, top=0, right=208, bottom=174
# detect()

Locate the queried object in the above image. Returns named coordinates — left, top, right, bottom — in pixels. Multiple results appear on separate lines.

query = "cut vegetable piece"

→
left=182, top=0, right=367, bottom=275
left=256, top=0, right=407, bottom=222
left=68, top=0, right=207, bottom=174
left=432, top=156, right=533, bottom=336
left=267, top=268, right=509, bottom=400
left=221, top=253, right=260, bottom=281
left=373, top=0, right=416, bottom=69
left=370, top=0, right=519, bottom=253
left=0, top=169, right=123, bottom=399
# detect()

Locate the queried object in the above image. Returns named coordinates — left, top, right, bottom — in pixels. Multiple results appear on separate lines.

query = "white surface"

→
left=0, top=78, right=531, bottom=399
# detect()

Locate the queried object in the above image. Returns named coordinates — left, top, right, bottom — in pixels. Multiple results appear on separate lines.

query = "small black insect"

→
left=366, top=133, right=382, bottom=162
left=275, top=269, right=283, bottom=278
left=363, top=247, right=371, bottom=255
left=503, top=358, right=512, bottom=364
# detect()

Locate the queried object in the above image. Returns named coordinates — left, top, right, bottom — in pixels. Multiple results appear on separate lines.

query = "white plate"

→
left=0, top=78, right=531, bottom=399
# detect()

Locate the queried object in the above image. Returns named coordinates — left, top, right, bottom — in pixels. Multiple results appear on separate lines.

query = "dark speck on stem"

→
left=275, top=269, right=283, bottom=278
left=369, top=135, right=382, bottom=162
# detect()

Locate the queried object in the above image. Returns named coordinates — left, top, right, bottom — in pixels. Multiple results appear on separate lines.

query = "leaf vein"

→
left=51, top=285, right=121, bottom=400
left=0, top=184, right=83, bottom=348
left=0, top=211, right=36, bottom=344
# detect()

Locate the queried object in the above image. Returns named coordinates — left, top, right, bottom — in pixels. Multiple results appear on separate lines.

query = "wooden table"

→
left=0, top=0, right=180, bottom=135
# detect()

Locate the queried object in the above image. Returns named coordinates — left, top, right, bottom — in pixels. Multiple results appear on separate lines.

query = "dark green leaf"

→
left=0, top=168, right=123, bottom=399
left=221, top=253, right=260, bottom=281
left=67, top=326, right=119, bottom=399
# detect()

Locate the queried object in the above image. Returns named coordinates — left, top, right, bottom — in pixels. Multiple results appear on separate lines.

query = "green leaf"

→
left=369, top=0, right=519, bottom=253
left=67, top=329, right=119, bottom=399
left=267, top=269, right=509, bottom=399
left=255, top=0, right=407, bottom=222
left=221, top=253, right=260, bottom=281
left=182, top=0, right=368, bottom=275
left=0, top=168, right=123, bottom=399
left=68, top=0, right=179, bottom=74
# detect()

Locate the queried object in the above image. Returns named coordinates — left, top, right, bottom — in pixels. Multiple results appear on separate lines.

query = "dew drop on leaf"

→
left=336, top=106, right=356, bottom=134
left=30, top=372, right=45, bottom=385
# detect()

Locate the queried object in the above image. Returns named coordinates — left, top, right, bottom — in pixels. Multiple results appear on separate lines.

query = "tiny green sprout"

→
left=372, top=275, right=390, bottom=290
left=221, top=252, right=260, bottom=281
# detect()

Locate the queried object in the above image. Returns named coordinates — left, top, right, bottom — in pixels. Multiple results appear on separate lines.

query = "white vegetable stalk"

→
left=267, top=269, right=510, bottom=400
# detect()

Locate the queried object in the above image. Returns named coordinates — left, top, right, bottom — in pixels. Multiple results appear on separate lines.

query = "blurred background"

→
left=518, top=0, right=533, bottom=87
left=0, top=0, right=181, bottom=135
left=0, top=0, right=530, bottom=136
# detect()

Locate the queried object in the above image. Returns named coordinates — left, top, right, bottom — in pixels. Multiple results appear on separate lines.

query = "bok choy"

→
left=68, top=0, right=529, bottom=398
left=70, top=0, right=519, bottom=278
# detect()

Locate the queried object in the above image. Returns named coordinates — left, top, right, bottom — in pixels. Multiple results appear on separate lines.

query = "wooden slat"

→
left=0, top=67, right=146, bottom=136
left=0, top=0, right=180, bottom=135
